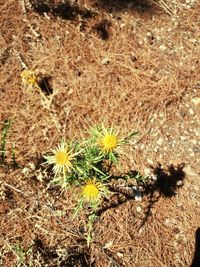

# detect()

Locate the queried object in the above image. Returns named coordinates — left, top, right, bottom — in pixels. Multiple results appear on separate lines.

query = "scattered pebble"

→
left=157, top=138, right=163, bottom=146
left=159, top=45, right=167, bottom=51
left=189, top=109, right=194, bottom=115
left=101, top=57, right=110, bottom=65
left=104, top=240, right=113, bottom=249
left=136, top=206, right=142, bottom=213
left=176, top=180, right=184, bottom=187
left=165, top=218, right=170, bottom=225
left=116, top=252, right=124, bottom=258
left=147, top=159, right=154, bottom=165
left=192, top=97, right=200, bottom=106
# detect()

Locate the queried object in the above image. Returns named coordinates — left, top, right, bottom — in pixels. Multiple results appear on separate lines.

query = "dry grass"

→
left=0, top=0, right=200, bottom=266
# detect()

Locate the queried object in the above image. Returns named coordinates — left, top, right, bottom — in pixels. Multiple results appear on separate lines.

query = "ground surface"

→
left=0, top=0, right=200, bottom=266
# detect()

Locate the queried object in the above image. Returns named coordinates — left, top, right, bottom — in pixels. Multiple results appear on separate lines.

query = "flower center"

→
left=55, top=151, right=69, bottom=165
left=102, top=134, right=118, bottom=152
left=83, top=184, right=100, bottom=201
left=27, top=77, right=37, bottom=85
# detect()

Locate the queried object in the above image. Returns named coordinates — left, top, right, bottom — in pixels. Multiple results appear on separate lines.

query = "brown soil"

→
left=0, top=0, right=200, bottom=266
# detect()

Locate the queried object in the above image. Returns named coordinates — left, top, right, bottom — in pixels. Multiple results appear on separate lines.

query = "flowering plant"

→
left=44, top=125, right=139, bottom=245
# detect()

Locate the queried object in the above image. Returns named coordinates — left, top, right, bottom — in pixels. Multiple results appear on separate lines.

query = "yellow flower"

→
left=96, top=126, right=120, bottom=154
left=82, top=178, right=104, bottom=203
left=99, top=134, right=118, bottom=153
left=45, top=141, right=74, bottom=175
left=21, top=69, right=37, bottom=87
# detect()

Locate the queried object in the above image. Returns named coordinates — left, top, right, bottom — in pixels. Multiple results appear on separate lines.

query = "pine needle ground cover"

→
left=0, top=0, right=200, bottom=266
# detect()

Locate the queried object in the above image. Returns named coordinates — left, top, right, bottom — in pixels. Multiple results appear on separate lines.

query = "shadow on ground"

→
left=29, top=0, right=159, bottom=21
left=139, top=163, right=185, bottom=226
left=96, top=163, right=185, bottom=220
left=33, top=237, right=92, bottom=266
left=191, top=228, right=200, bottom=267
left=98, top=0, right=155, bottom=13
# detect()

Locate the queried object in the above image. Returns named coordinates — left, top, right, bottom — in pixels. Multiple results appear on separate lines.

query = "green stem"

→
left=1, top=120, right=12, bottom=163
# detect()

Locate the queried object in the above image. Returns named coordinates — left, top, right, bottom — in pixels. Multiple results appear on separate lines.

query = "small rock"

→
left=136, top=206, right=142, bottom=213
left=146, top=32, right=152, bottom=37
left=192, top=140, right=197, bottom=145
left=74, top=69, right=82, bottom=76
left=192, top=97, right=200, bottom=106
left=165, top=218, right=170, bottom=225
left=117, top=252, right=123, bottom=258
left=120, top=23, right=126, bottom=28
left=138, top=227, right=145, bottom=234
left=157, top=138, right=163, bottom=146
left=147, top=159, right=153, bottom=165
left=159, top=45, right=167, bottom=51
left=101, top=57, right=110, bottom=65
left=180, top=136, right=186, bottom=141
left=151, top=174, right=157, bottom=181
left=159, top=112, right=165, bottom=118
left=68, top=88, right=73, bottom=95
left=189, top=108, right=194, bottom=115
left=104, top=240, right=113, bottom=249
left=176, top=180, right=183, bottom=187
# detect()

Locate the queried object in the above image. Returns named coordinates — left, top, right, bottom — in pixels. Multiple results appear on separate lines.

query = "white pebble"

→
left=136, top=206, right=142, bottom=213
left=101, top=57, right=110, bottom=65
left=189, top=109, right=194, bottom=115
left=157, top=138, right=163, bottom=146
left=159, top=45, right=167, bottom=51
left=147, top=159, right=154, bottom=165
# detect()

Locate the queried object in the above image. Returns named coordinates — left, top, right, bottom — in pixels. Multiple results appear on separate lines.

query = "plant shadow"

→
left=37, top=76, right=54, bottom=96
left=96, top=163, right=185, bottom=221
left=30, top=0, right=160, bottom=21
left=97, top=0, right=156, bottom=13
left=33, top=237, right=91, bottom=266
left=191, top=228, right=200, bottom=267
left=30, top=0, right=94, bottom=20
left=140, top=163, right=185, bottom=227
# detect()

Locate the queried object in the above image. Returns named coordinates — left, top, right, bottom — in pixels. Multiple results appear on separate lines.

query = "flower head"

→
left=82, top=178, right=105, bottom=203
left=21, top=69, right=38, bottom=87
left=95, top=126, right=120, bottom=154
left=44, top=141, right=75, bottom=175
left=99, top=133, right=118, bottom=153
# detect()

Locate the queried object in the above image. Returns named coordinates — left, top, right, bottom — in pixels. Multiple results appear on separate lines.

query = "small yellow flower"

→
left=82, top=178, right=104, bottom=203
left=45, top=141, right=74, bottom=175
left=21, top=69, right=37, bottom=87
left=99, top=134, right=118, bottom=153
left=96, top=126, right=120, bottom=154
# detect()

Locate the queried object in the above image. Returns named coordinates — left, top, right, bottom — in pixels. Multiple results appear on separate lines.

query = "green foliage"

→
left=44, top=125, right=145, bottom=246
left=0, top=119, right=18, bottom=167
left=1, top=119, right=12, bottom=163
left=13, top=243, right=26, bottom=267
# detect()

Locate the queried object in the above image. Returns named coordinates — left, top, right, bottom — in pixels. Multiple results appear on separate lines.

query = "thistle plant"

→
left=44, top=125, right=139, bottom=245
